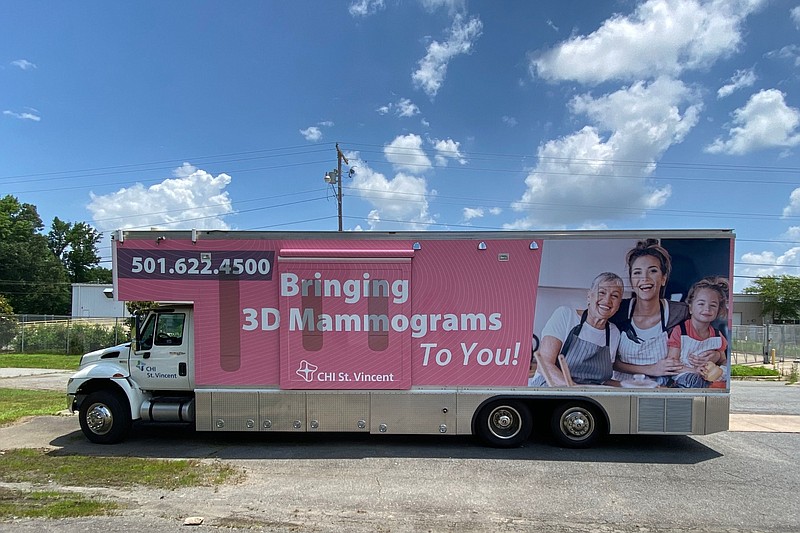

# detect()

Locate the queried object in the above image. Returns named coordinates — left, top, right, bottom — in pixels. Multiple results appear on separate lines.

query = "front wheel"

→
left=79, top=390, right=132, bottom=444
left=550, top=402, right=603, bottom=448
left=475, top=400, right=532, bottom=448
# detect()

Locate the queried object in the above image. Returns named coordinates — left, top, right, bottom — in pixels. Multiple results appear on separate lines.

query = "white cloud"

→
left=87, top=164, right=233, bottom=231
left=348, top=0, right=385, bottom=17
left=489, top=207, right=502, bottom=215
left=717, top=68, right=757, bottom=98
left=706, top=89, right=800, bottom=155
left=462, top=207, right=484, bottom=221
left=531, top=0, right=765, bottom=84
left=792, top=6, right=800, bottom=28
left=420, top=0, right=466, bottom=15
left=783, top=187, right=800, bottom=217
left=300, top=126, right=322, bottom=142
left=783, top=226, right=800, bottom=240
left=502, top=116, right=518, bottom=127
left=384, top=134, right=432, bottom=174
left=766, top=44, right=800, bottom=67
left=300, top=121, right=334, bottom=141
left=347, top=156, right=434, bottom=230
left=738, top=248, right=800, bottom=286
left=509, top=77, right=702, bottom=228
left=378, top=98, right=420, bottom=118
left=412, top=14, right=483, bottom=98
left=10, top=59, right=36, bottom=70
left=432, top=138, right=466, bottom=166
left=396, top=98, right=420, bottom=117
left=3, top=109, right=41, bottom=121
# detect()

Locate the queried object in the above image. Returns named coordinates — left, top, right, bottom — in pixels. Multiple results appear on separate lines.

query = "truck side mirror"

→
left=132, top=313, right=142, bottom=351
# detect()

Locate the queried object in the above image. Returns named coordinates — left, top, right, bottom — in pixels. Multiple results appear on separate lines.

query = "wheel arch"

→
left=72, top=378, right=143, bottom=421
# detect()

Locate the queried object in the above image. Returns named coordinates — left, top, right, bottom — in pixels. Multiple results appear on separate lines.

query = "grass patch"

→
left=0, top=449, right=242, bottom=490
left=0, top=353, right=80, bottom=370
left=730, top=364, right=781, bottom=377
left=0, top=487, right=120, bottom=519
left=0, top=450, right=241, bottom=519
left=0, top=388, right=66, bottom=426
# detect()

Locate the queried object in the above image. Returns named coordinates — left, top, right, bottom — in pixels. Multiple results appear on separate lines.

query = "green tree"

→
left=48, top=217, right=111, bottom=283
left=743, top=275, right=800, bottom=323
left=0, top=196, right=70, bottom=314
left=126, top=301, right=156, bottom=317
left=0, top=294, right=18, bottom=348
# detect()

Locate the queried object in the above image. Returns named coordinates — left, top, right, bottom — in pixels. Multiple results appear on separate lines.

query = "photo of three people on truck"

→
left=528, top=238, right=731, bottom=390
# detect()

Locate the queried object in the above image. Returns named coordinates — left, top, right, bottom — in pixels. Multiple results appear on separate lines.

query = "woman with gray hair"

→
left=529, top=272, right=624, bottom=387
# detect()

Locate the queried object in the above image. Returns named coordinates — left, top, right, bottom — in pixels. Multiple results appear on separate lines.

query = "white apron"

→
left=613, top=300, right=669, bottom=383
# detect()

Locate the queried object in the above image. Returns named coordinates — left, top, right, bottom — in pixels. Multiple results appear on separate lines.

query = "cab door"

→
left=130, top=311, right=192, bottom=390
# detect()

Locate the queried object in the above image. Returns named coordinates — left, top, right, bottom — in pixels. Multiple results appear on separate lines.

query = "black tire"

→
left=475, top=400, right=532, bottom=448
left=550, top=401, right=603, bottom=448
left=78, top=390, right=132, bottom=444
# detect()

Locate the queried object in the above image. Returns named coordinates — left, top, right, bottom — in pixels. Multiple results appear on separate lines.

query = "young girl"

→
left=666, top=277, right=729, bottom=388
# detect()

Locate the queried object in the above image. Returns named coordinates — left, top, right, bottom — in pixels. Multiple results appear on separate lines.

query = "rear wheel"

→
left=475, top=400, right=532, bottom=448
left=550, top=402, right=603, bottom=448
left=79, top=390, right=132, bottom=444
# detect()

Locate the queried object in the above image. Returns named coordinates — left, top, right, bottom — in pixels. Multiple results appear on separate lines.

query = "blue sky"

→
left=2, top=0, right=799, bottom=291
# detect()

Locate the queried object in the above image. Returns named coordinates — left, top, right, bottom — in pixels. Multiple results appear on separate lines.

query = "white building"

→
left=71, top=284, right=129, bottom=318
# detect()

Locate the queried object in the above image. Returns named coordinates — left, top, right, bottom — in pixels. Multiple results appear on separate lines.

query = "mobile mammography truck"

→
left=68, top=229, right=733, bottom=448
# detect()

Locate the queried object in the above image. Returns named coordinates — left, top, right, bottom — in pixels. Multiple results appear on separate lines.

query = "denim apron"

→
left=530, top=310, right=612, bottom=386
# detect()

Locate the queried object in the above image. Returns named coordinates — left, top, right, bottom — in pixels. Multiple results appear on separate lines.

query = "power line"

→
left=5, top=159, right=332, bottom=195
left=0, top=144, right=331, bottom=182
left=5, top=141, right=800, bottom=192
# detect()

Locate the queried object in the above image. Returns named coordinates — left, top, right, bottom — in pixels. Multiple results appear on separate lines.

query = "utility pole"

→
left=335, top=143, right=348, bottom=232
left=324, top=143, right=350, bottom=232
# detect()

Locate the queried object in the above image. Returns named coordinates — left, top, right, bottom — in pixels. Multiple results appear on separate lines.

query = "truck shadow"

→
left=49, top=422, right=722, bottom=465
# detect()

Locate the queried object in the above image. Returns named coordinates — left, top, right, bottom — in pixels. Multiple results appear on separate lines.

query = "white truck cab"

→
left=68, top=304, right=195, bottom=444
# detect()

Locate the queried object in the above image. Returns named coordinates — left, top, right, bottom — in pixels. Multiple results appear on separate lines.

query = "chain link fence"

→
left=0, top=314, right=130, bottom=355
left=730, top=324, right=800, bottom=365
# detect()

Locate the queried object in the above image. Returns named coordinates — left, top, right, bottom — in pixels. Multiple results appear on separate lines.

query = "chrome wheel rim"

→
left=560, top=407, right=594, bottom=440
left=488, top=406, right=522, bottom=440
left=86, top=403, right=113, bottom=435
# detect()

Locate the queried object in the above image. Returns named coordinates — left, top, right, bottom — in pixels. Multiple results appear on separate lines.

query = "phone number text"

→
left=116, top=249, right=274, bottom=281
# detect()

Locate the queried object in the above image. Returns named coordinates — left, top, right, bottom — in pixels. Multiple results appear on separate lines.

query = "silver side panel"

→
left=370, top=392, right=457, bottom=435
left=258, top=390, right=306, bottom=431
left=592, top=395, right=631, bottom=434
left=194, top=389, right=728, bottom=436
left=705, top=394, right=730, bottom=434
left=212, top=390, right=260, bottom=431
left=307, top=392, right=369, bottom=432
